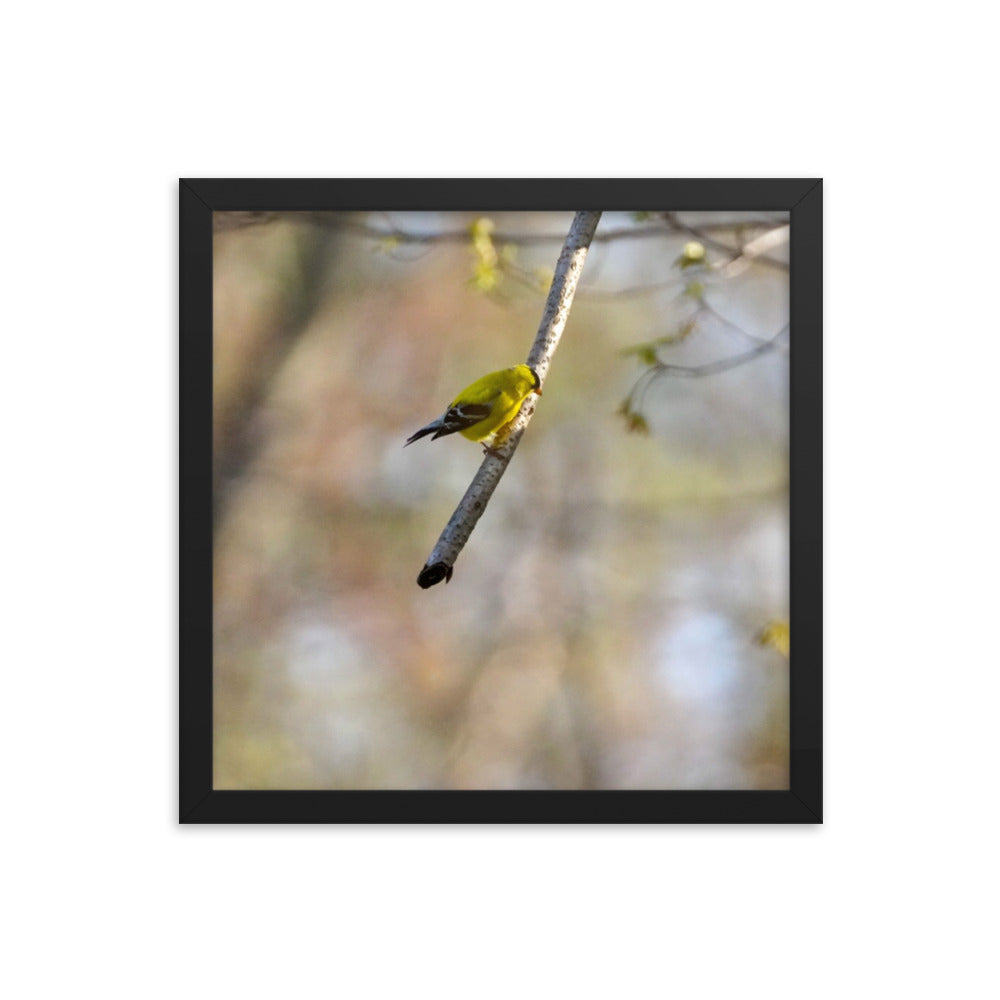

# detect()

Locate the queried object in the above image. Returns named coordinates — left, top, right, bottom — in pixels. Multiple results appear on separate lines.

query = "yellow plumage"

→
left=405, top=364, right=542, bottom=449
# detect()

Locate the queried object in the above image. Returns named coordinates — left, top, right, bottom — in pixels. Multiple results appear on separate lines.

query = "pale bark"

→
left=417, top=210, right=602, bottom=588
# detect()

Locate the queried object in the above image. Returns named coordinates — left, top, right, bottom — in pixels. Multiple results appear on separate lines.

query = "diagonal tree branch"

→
left=416, top=210, right=603, bottom=589
left=662, top=211, right=789, bottom=272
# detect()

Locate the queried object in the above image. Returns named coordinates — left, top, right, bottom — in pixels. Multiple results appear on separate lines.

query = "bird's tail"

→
left=404, top=420, right=443, bottom=446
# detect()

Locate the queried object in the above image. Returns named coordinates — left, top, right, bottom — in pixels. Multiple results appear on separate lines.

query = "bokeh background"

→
left=213, top=210, right=790, bottom=790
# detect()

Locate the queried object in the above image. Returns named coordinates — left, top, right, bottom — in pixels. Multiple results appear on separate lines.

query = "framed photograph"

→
left=180, top=179, right=822, bottom=823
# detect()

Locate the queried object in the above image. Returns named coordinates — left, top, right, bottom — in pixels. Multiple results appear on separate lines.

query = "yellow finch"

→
left=405, top=364, right=542, bottom=450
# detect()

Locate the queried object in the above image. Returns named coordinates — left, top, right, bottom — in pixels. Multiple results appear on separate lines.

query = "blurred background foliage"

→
left=213, top=210, right=790, bottom=790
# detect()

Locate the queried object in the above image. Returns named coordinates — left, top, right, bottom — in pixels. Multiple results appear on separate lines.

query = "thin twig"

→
left=700, top=301, right=790, bottom=352
left=349, top=217, right=650, bottom=248
left=216, top=210, right=638, bottom=247
left=662, top=212, right=789, bottom=272
left=652, top=323, right=790, bottom=378
left=416, top=210, right=603, bottom=588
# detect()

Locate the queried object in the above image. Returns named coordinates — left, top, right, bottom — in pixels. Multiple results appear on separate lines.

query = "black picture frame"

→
left=181, top=179, right=822, bottom=824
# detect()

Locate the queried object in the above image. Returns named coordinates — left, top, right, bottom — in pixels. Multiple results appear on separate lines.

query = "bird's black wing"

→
left=431, top=402, right=493, bottom=439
